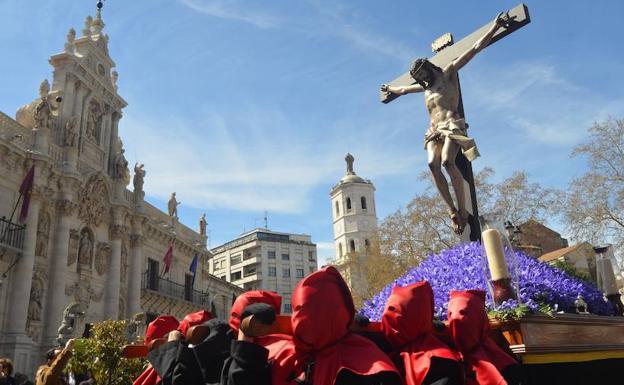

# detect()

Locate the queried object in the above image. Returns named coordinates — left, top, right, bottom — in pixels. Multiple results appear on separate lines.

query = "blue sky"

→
left=1, top=1, right=623, bottom=264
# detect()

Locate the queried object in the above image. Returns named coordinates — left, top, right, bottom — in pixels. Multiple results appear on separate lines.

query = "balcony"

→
left=0, top=217, right=25, bottom=251
left=141, top=272, right=210, bottom=307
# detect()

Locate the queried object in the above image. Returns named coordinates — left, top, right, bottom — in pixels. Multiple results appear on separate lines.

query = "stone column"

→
left=104, top=221, right=123, bottom=319
left=0, top=195, right=40, bottom=374
left=41, top=196, right=76, bottom=348
left=127, top=233, right=144, bottom=317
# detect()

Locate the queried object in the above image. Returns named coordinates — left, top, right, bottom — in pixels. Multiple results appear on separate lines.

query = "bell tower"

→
left=330, top=154, right=377, bottom=290
left=47, top=1, right=127, bottom=175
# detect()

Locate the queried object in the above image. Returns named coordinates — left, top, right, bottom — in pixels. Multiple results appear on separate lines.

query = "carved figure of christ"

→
left=380, top=4, right=530, bottom=238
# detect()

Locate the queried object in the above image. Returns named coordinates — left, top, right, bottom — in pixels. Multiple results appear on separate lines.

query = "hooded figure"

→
left=134, top=315, right=179, bottom=385
left=381, top=282, right=460, bottom=385
left=268, top=266, right=400, bottom=385
left=222, top=291, right=284, bottom=385
left=447, top=290, right=525, bottom=385
left=148, top=310, right=215, bottom=385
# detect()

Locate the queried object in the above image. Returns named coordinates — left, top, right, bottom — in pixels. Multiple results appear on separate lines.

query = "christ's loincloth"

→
left=423, top=118, right=480, bottom=161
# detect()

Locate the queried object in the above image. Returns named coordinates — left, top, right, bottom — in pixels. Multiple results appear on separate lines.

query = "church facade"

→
left=0, top=9, right=241, bottom=375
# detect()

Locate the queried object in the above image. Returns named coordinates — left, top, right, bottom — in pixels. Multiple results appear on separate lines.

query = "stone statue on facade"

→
left=85, top=103, right=100, bottom=140
left=199, top=213, right=207, bottom=236
left=64, top=116, right=77, bottom=147
left=82, top=15, right=93, bottom=37
left=27, top=280, right=43, bottom=321
left=125, top=312, right=146, bottom=343
left=133, top=163, right=145, bottom=192
left=33, top=80, right=61, bottom=130
left=56, top=302, right=85, bottom=345
left=168, top=192, right=180, bottom=218
left=114, top=149, right=129, bottom=181
left=64, top=28, right=76, bottom=53
left=78, top=230, right=93, bottom=267
left=111, top=70, right=118, bottom=91
left=381, top=12, right=508, bottom=235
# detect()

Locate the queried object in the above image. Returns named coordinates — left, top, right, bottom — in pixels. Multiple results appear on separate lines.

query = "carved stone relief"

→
left=95, top=242, right=111, bottom=276
left=78, top=175, right=109, bottom=226
left=65, top=276, right=103, bottom=310
left=120, top=242, right=128, bottom=283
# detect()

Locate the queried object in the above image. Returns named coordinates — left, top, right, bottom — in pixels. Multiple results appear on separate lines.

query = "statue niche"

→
left=85, top=100, right=103, bottom=144
left=77, top=228, right=94, bottom=269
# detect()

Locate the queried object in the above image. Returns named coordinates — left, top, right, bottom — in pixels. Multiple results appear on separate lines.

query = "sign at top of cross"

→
left=380, top=3, right=530, bottom=104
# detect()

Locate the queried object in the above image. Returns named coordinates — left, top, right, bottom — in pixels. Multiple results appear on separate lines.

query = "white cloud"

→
left=178, top=0, right=281, bottom=29
left=120, top=103, right=418, bottom=215
left=315, top=241, right=336, bottom=265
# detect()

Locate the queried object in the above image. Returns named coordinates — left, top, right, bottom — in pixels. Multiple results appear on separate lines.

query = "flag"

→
left=189, top=254, right=198, bottom=286
left=162, top=244, right=173, bottom=275
left=18, top=165, right=35, bottom=223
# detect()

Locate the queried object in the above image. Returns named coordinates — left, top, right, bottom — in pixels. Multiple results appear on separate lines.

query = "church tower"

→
left=330, top=154, right=377, bottom=290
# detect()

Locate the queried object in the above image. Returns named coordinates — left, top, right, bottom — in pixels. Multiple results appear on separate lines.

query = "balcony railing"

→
left=0, top=217, right=25, bottom=251
left=141, top=272, right=210, bottom=307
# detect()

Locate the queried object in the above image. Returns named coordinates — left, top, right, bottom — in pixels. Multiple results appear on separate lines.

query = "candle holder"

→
left=594, top=245, right=624, bottom=316
left=479, top=212, right=519, bottom=306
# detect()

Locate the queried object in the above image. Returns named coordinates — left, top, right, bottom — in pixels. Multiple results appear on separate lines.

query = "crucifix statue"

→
left=380, top=4, right=530, bottom=241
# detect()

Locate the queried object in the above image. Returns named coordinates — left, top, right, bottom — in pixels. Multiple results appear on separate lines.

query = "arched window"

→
left=349, top=240, right=356, bottom=252
left=346, top=197, right=352, bottom=211
left=361, top=196, right=367, bottom=210
left=338, top=243, right=343, bottom=257
left=335, top=201, right=340, bottom=216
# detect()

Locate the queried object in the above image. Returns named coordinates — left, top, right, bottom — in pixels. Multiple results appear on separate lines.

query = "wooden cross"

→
left=381, top=4, right=530, bottom=242
left=380, top=3, right=530, bottom=103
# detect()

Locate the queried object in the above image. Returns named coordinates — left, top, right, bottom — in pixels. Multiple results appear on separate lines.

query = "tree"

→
left=559, top=118, right=624, bottom=262
left=66, top=320, right=146, bottom=385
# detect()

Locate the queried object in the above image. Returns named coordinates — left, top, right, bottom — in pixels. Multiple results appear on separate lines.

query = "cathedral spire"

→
left=92, top=1, right=106, bottom=35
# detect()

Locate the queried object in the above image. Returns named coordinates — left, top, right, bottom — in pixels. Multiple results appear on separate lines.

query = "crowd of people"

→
left=135, top=266, right=527, bottom=385
left=0, top=358, right=34, bottom=385
left=3, top=265, right=526, bottom=385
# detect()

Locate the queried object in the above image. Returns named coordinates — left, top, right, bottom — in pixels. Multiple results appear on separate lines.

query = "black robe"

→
left=147, top=319, right=234, bottom=385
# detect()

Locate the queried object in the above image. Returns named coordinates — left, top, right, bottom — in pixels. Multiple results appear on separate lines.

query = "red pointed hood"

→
left=144, top=315, right=179, bottom=344
left=382, top=282, right=458, bottom=385
left=135, top=315, right=179, bottom=385
left=178, top=310, right=213, bottom=336
left=291, top=265, right=353, bottom=352
left=448, top=290, right=518, bottom=385
left=382, top=281, right=434, bottom=347
left=229, top=290, right=282, bottom=333
left=448, top=290, right=488, bottom=353
left=267, top=266, right=399, bottom=385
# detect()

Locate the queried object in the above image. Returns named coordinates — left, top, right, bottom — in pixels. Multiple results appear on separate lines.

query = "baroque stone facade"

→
left=0, top=9, right=242, bottom=376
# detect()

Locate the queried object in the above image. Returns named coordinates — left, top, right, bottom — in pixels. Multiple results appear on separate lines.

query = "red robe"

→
left=267, top=266, right=399, bottom=385
left=381, top=281, right=458, bottom=385
left=447, top=290, right=518, bottom=385
left=178, top=310, right=213, bottom=336
left=229, top=290, right=282, bottom=333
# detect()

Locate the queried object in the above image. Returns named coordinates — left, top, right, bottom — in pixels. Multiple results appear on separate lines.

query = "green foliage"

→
left=488, top=302, right=554, bottom=321
left=66, top=320, right=146, bottom=385
left=552, top=260, right=594, bottom=284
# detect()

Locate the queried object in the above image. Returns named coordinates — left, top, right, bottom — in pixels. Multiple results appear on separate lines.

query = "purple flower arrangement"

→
left=360, top=242, right=613, bottom=321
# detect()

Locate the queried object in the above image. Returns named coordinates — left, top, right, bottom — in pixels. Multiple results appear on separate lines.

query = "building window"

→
left=361, top=196, right=367, bottom=210
left=184, top=273, right=193, bottom=301
left=268, top=250, right=276, bottom=259
left=282, top=268, right=290, bottom=278
left=231, top=271, right=242, bottom=281
left=346, top=197, right=352, bottom=211
left=338, top=243, right=343, bottom=257
left=335, top=201, right=340, bottom=216
left=349, top=240, right=356, bottom=252
left=231, top=254, right=242, bottom=265
left=269, top=266, right=276, bottom=277
left=281, top=253, right=290, bottom=261
left=296, top=268, right=304, bottom=278
left=309, top=266, right=315, bottom=273
left=365, top=239, right=370, bottom=249
left=284, top=303, right=292, bottom=313
left=308, top=251, right=315, bottom=261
